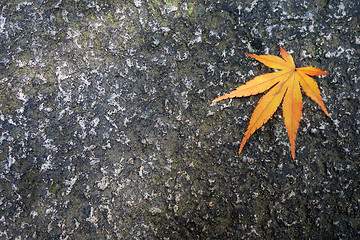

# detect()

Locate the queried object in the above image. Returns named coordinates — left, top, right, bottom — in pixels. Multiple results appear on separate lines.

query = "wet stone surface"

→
left=0, top=0, right=359, bottom=239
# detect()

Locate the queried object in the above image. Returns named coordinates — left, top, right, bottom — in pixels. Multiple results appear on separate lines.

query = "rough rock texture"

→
left=0, top=0, right=359, bottom=239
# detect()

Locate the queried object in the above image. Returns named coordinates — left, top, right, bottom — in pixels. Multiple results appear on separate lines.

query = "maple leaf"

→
left=213, top=46, right=329, bottom=159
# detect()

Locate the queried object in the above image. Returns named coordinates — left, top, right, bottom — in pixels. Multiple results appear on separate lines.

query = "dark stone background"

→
left=0, top=0, right=358, bottom=239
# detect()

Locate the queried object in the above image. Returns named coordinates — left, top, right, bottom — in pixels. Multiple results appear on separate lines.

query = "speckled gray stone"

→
left=0, top=0, right=359, bottom=239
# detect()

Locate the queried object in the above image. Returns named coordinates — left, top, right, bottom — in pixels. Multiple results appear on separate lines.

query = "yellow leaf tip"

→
left=318, top=69, right=329, bottom=75
left=238, top=146, right=243, bottom=155
left=212, top=97, right=221, bottom=103
left=291, top=148, right=296, bottom=159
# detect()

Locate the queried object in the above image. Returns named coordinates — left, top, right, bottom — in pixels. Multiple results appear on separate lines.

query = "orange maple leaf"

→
left=213, top=46, right=329, bottom=159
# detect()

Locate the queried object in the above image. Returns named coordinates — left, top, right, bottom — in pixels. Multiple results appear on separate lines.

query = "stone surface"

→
left=0, top=0, right=359, bottom=239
